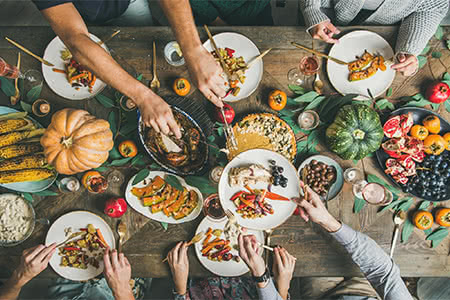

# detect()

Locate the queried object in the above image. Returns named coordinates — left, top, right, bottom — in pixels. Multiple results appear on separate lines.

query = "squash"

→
left=325, top=104, right=383, bottom=160
left=40, top=108, right=114, bottom=175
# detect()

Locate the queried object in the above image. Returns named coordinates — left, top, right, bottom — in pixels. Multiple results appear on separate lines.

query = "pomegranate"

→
left=425, top=82, right=450, bottom=104
left=104, top=197, right=127, bottom=218
left=216, top=103, right=235, bottom=124
left=383, top=115, right=402, bottom=138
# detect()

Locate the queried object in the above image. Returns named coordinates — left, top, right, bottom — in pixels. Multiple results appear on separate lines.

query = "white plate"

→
left=125, top=171, right=203, bottom=224
left=327, top=30, right=395, bottom=100
left=194, top=216, right=264, bottom=277
left=203, top=32, right=263, bottom=102
left=45, top=211, right=115, bottom=281
left=219, top=149, right=298, bottom=230
left=42, top=34, right=108, bottom=100
left=297, top=155, right=344, bottom=201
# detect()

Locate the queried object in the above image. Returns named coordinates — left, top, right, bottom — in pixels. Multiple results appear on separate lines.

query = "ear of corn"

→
left=0, top=143, right=43, bottom=159
left=0, top=118, right=35, bottom=135
left=0, top=154, right=47, bottom=171
left=0, top=168, right=55, bottom=184
left=0, top=112, right=27, bottom=121
left=0, top=129, right=45, bottom=147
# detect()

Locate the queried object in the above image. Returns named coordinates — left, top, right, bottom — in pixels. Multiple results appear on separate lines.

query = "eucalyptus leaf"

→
left=165, top=175, right=184, bottom=191
left=207, top=135, right=215, bottom=143
left=161, top=222, right=168, bottom=231
left=94, top=166, right=109, bottom=172
left=386, top=87, right=393, bottom=97
left=401, top=219, right=414, bottom=243
left=432, top=239, right=446, bottom=248
left=432, top=51, right=442, bottom=59
left=132, top=168, right=150, bottom=185
left=304, top=96, right=326, bottom=111
left=417, top=56, right=427, bottom=69
left=185, top=176, right=216, bottom=194
left=26, top=84, right=42, bottom=102
left=404, top=98, right=431, bottom=108
left=279, top=108, right=296, bottom=118
left=288, top=84, right=305, bottom=95
left=443, top=72, right=450, bottom=81
left=307, top=129, right=320, bottom=145
left=109, top=147, right=122, bottom=160
left=376, top=99, right=395, bottom=110
left=119, top=122, right=138, bottom=136
left=136, top=74, right=143, bottom=81
left=131, top=154, right=145, bottom=166
left=0, top=77, right=15, bottom=97
left=293, top=91, right=318, bottom=103
left=149, top=162, right=160, bottom=169
left=426, top=227, right=448, bottom=241
left=412, top=93, right=425, bottom=101
left=353, top=196, right=365, bottom=213
left=397, top=197, right=414, bottom=211
left=33, top=190, right=58, bottom=196
left=378, top=198, right=403, bottom=213
left=418, top=201, right=431, bottom=210
left=431, top=103, right=440, bottom=111
left=109, top=157, right=133, bottom=166
left=22, top=192, right=33, bottom=203
left=445, top=101, right=450, bottom=113
left=115, top=90, right=123, bottom=101
left=447, top=40, right=450, bottom=50
left=96, top=94, right=116, bottom=108
left=424, top=228, right=433, bottom=236
left=108, top=111, right=117, bottom=137
left=286, top=97, right=299, bottom=106
left=20, top=101, right=32, bottom=113
left=420, top=45, right=430, bottom=56
left=435, top=25, right=443, bottom=40
left=217, top=126, right=224, bottom=138
left=367, top=174, right=401, bottom=195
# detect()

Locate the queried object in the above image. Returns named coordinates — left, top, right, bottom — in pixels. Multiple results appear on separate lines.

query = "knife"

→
left=204, top=25, right=233, bottom=80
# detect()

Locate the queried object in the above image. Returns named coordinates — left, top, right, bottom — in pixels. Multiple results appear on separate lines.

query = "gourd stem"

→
left=353, top=129, right=365, bottom=140
left=61, top=136, right=73, bottom=148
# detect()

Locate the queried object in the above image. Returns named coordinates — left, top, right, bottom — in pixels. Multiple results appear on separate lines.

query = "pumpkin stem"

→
left=353, top=129, right=365, bottom=140
left=60, top=136, right=73, bottom=148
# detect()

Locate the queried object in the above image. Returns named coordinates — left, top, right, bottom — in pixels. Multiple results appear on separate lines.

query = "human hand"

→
left=136, top=91, right=182, bottom=139
left=391, top=53, right=418, bottom=77
left=11, top=244, right=56, bottom=286
left=103, top=248, right=133, bottom=299
left=273, top=246, right=296, bottom=300
left=167, top=241, right=189, bottom=295
left=238, top=234, right=265, bottom=277
left=310, top=20, right=340, bottom=44
left=184, top=45, right=226, bottom=107
left=292, top=182, right=341, bottom=232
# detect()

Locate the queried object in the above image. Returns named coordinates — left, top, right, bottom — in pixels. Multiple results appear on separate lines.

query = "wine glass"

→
left=0, top=57, right=43, bottom=87
left=107, top=169, right=125, bottom=188
left=287, top=55, right=320, bottom=88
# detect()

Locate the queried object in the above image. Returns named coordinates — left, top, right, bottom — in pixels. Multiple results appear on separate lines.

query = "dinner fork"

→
left=117, top=220, right=127, bottom=253
left=150, top=41, right=160, bottom=92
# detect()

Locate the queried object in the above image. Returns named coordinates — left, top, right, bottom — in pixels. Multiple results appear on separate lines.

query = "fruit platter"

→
left=376, top=107, right=450, bottom=201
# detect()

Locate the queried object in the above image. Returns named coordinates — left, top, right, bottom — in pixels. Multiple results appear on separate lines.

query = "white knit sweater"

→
left=299, top=0, right=449, bottom=56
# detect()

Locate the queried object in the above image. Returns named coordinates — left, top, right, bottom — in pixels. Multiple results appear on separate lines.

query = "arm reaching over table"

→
left=0, top=244, right=57, bottom=300
left=158, top=0, right=226, bottom=107
left=39, top=3, right=181, bottom=138
left=293, top=183, right=413, bottom=300
left=103, top=248, right=135, bottom=300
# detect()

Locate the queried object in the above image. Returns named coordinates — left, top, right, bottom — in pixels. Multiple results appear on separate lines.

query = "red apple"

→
left=104, top=198, right=127, bottom=218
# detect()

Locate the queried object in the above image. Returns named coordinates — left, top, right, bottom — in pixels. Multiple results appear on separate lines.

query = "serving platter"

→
left=194, top=216, right=264, bottom=277
left=0, top=106, right=56, bottom=193
left=125, top=170, right=203, bottom=224
left=45, top=211, right=115, bottom=281
left=203, top=32, right=263, bottom=102
left=375, top=107, right=450, bottom=201
left=327, top=30, right=395, bottom=100
left=42, top=33, right=108, bottom=100
left=219, top=149, right=298, bottom=230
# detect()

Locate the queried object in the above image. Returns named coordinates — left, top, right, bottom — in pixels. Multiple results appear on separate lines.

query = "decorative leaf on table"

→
left=304, top=96, right=326, bottom=111
left=286, top=97, right=300, bottom=106
left=375, top=99, right=395, bottom=110
left=0, top=77, right=16, bottom=97
left=131, top=154, right=145, bottom=166
left=307, top=129, right=320, bottom=145
left=417, top=56, right=427, bottom=69
left=279, top=108, right=296, bottom=118
left=426, top=227, right=449, bottom=248
left=443, top=72, right=450, bottom=81
left=165, top=174, right=184, bottom=191
left=404, top=98, right=431, bottom=108
left=161, top=222, right=168, bottom=231
left=207, top=135, right=215, bottom=143
left=420, top=45, right=430, bottom=56
left=132, top=168, right=150, bottom=185
left=353, top=196, right=365, bottom=213
left=22, top=192, right=33, bottom=203
left=109, top=157, right=133, bottom=166
left=96, top=94, right=116, bottom=108
left=418, top=200, right=431, bottom=210
left=115, top=90, right=123, bottom=101
left=136, top=74, right=143, bottom=82
left=26, top=84, right=42, bottom=103
left=216, top=126, right=224, bottom=138
left=367, top=174, right=401, bottom=196
left=431, top=51, right=442, bottom=59
left=20, top=101, right=32, bottom=113
left=109, top=147, right=122, bottom=160
left=445, top=101, right=450, bottom=113
left=431, top=103, right=440, bottom=111
left=33, top=190, right=59, bottom=196
left=119, top=122, right=138, bottom=136
left=434, top=25, right=444, bottom=40
left=386, top=87, right=393, bottom=97
left=293, top=91, right=318, bottom=103
left=447, top=40, right=450, bottom=50
left=185, top=176, right=216, bottom=194
left=378, top=198, right=403, bottom=213
left=94, top=166, right=109, bottom=172
left=108, top=111, right=117, bottom=137
left=149, top=162, right=160, bottom=170
left=288, top=84, right=305, bottom=95
left=424, top=228, right=433, bottom=236
left=401, top=219, right=414, bottom=243
left=397, top=197, right=414, bottom=211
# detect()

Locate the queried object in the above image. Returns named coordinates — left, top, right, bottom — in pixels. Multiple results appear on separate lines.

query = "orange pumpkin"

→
left=173, top=78, right=191, bottom=96
left=435, top=208, right=450, bottom=227
left=118, top=140, right=138, bottom=158
left=410, top=125, right=429, bottom=140
left=268, top=90, right=287, bottom=111
left=443, top=132, right=450, bottom=150
left=40, top=109, right=114, bottom=175
left=422, top=115, right=441, bottom=134
left=423, top=134, right=447, bottom=155
left=413, top=210, right=433, bottom=230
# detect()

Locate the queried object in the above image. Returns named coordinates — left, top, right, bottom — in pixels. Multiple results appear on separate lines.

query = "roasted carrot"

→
left=69, top=73, right=88, bottom=83
left=244, top=185, right=254, bottom=193
left=201, top=239, right=224, bottom=255
left=52, top=68, right=66, bottom=74
left=202, top=234, right=212, bottom=247
left=96, top=229, right=108, bottom=248
left=90, top=75, right=96, bottom=86
left=265, top=191, right=289, bottom=201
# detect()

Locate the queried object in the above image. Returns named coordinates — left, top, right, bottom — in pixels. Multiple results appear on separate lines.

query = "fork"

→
left=150, top=41, right=160, bottom=92
left=117, top=220, right=127, bottom=253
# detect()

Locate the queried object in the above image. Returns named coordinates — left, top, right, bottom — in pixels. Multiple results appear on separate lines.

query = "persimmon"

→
left=118, top=140, right=138, bottom=158
left=435, top=208, right=450, bottom=227
left=423, top=134, right=447, bottom=155
left=173, top=78, right=191, bottom=96
left=443, top=132, right=450, bottom=150
left=268, top=90, right=287, bottom=111
left=413, top=210, right=433, bottom=230
left=410, top=125, right=429, bottom=140
left=422, top=115, right=441, bottom=134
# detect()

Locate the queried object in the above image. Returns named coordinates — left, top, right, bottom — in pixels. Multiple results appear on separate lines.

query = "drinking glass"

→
left=287, top=56, right=320, bottom=88
left=354, top=181, right=393, bottom=206
left=0, top=57, right=43, bottom=86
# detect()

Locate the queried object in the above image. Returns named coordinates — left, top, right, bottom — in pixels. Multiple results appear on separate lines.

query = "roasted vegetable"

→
left=0, top=118, right=34, bottom=134
left=0, top=168, right=54, bottom=183
left=0, top=143, right=43, bottom=159
left=348, top=55, right=386, bottom=82
left=348, top=50, right=374, bottom=72
left=0, top=129, right=45, bottom=148
left=0, top=154, right=47, bottom=171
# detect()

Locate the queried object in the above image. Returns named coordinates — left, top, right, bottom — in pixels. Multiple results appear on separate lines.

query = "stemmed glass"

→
left=287, top=55, right=320, bottom=88
left=344, top=168, right=393, bottom=205
left=0, top=57, right=43, bottom=87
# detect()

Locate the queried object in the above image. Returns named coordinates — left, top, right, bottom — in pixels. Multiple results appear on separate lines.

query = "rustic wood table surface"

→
left=0, top=26, right=449, bottom=279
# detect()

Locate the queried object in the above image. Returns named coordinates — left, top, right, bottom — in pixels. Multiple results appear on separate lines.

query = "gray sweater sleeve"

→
left=298, top=0, right=330, bottom=31
left=330, top=224, right=413, bottom=300
left=257, top=278, right=284, bottom=300
left=395, top=0, right=449, bottom=56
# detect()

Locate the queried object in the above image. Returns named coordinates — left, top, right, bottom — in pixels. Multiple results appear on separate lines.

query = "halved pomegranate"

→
left=383, top=115, right=402, bottom=138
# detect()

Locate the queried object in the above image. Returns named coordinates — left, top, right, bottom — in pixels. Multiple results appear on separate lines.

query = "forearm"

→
left=298, top=0, right=329, bottom=30
left=113, top=290, right=135, bottom=300
left=256, top=278, right=284, bottom=300
left=0, top=272, right=26, bottom=300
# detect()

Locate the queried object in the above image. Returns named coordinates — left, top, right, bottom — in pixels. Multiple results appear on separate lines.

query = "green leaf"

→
left=109, top=157, right=133, bottom=166
left=417, top=56, right=427, bottom=69
left=386, top=87, right=393, bottom=97
left=353, top=196, right=365, bottom=213
left=293, top=91, right=318, bottom=103
left=288, top=84, right=305, bottom=95
left=431, top=51, right=442, bottom=59
left=435, top=25, right=444, bottom=40
left=397, top=197, right=414, bottom=211
left=96, top=94, right=116, bottom=108
left=26, top=84, right=42, bottom=103
left=22, top=192, right=33, bottom=203
left=412, top=93, right=424, bottom=100
left=217, top=126, right=224, bottom=138
left=424, top=228, right=433, bottom=236
left=161, top=222, right=168, bottom=231
left=0, top=77, right=16, bottom=97
left=207, top=135, right=215, bottom=143
left=136, top=74, right=143, bottom=82
left=443, top=72, right=450, bottom=82
left=279, top=108, right=296, bottom=118
left=33, top=190, right=58, bottom=196
left=418, top=201, right=431, bottom=210
left=119, top=122, right=137, bottom=136
left=401, top=219, right=414, bottom=243
left=367, top=174, right=401, bottom=195
left=20, top=101, right=32, bottom=113
left=404, top=98, right=431, bottom=108
left=149, top=162, right=160, bottom=170
left=426, top=227, right=448, bottom=241
left=304, top=96, right=326, bottom=111
left=431, top=103, right=440, bottom=111
left=445, top=101, right=450, bottom=113
left=378, top=198, right=403, bottom=213
left=108, top=111, right=117, bottom=137
left=109, top=147, right=122, bottom=160
left=132, top=168, right=150, bottom=185
left=420, top=45, right=431, bottom=56
left=376, top=99, right=395, bottom=110
left=185, top=176, right=216, bottom=194
left=447, top=39, right=450, bottom=50
left=165, top=174, right=184, bottom=191
left=131, top=154, right=145, bottom=166
left=307, top=129, right=320, bottom=145
left=94, top=166, right=109, bottom=172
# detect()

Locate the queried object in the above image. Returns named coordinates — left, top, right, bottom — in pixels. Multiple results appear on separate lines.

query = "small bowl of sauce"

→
left=203, top=194, right=225, bottom=220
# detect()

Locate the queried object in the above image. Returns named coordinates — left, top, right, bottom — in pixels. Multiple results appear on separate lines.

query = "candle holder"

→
left=297, top=110, right=320, bottom=130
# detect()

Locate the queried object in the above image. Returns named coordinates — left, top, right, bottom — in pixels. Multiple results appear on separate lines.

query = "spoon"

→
left=117, top=220, right=127, bottom=253
left=10, top=53, right=20, bottom=105
left=150, top=41, right=160, bottom=92
left=313, top=73, right=323, bottom=94
left=390, top=210, right=406, bottom=258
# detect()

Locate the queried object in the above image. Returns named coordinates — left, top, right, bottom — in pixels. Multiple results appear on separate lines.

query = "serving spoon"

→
left=150, top=41, right=160, bottom=92
left=390, top=210, right=406, bottom=258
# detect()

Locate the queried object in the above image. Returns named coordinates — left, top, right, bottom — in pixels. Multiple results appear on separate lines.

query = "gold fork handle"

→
left=152, top=41, right=157, bottom=79
left=118, top=237, right=123, bottom=252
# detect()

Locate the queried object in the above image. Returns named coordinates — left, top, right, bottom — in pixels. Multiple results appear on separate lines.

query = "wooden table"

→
left=0, top=26, right=449, bottom=279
